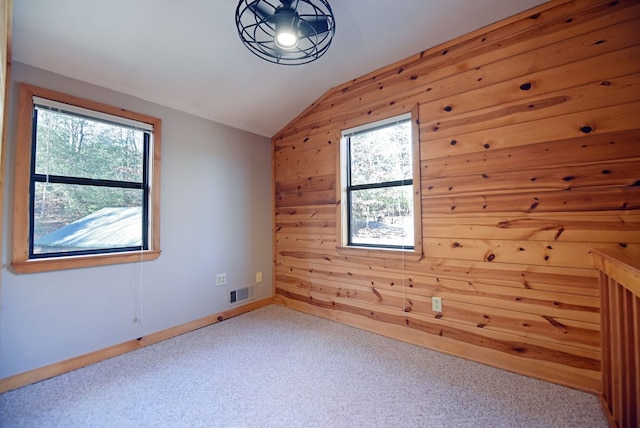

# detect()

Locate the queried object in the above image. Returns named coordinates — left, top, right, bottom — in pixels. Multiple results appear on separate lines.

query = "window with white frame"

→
left=12, top=84, right=161, bottom=273
left=341, top=112, right=419, bottom=251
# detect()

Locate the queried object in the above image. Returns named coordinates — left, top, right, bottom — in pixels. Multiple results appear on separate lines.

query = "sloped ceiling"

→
left=12, top=0, right=547, bottom=137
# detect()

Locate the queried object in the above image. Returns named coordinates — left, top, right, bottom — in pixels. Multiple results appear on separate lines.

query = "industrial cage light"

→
left=236, top=0, right=336, bottom=65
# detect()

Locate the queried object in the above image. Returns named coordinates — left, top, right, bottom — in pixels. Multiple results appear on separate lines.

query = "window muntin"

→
left=30, top=101, right=150, bottom=258
left=12, top=84, right=161, bottom=273
left=344, top=116, right=414, bottom=250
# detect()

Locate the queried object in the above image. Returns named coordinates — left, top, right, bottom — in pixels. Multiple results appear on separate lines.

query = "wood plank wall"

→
left=271, top=0, right=640, bottom=393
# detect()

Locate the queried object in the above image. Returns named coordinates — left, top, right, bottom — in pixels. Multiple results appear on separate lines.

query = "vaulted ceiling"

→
left=13, top=0, right=547, bottom=137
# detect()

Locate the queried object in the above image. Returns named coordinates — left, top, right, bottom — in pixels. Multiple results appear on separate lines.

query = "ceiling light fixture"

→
left=236, top=0, right=336, bottom=65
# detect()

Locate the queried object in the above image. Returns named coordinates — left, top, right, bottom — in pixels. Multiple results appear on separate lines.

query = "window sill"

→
left=11, top=250, right=162, bottom=274
left=335, top=245, right=423, bottom=262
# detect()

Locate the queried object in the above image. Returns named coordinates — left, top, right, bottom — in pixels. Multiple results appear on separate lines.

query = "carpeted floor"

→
left=0, top=304, right=607, bottom=427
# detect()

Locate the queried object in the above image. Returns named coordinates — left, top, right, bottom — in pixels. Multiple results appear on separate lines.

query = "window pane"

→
left=349, top=120, right=411, bottom=186
left=350, top=185, right=414, bottom=247
left=33, top=182, right=143, bottom=255
left=34, top=107, right=144, bottom=182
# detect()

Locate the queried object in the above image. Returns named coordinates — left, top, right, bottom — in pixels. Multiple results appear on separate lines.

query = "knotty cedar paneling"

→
left=422, top=214, right=640, bottom=243
left=272, top=0, right=640, bottom=393
left=280, top=1, right=640, bottom=141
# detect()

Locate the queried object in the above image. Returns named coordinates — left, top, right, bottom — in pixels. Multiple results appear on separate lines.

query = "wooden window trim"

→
left=11, top=84, right=162, bottom=273
left=336, top=104, right=423, bottom=261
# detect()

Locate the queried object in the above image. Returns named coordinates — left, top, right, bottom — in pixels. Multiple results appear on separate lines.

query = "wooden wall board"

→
left=274, top=157, right=335, bottom=183
left=274, top=140, right=335, bottom=169
left=286, top=7, right=640, bottom=138
left=276, top=250, right=599, bottom=296
left=421, top=188, right=640, bottom=215
left=422, top=238, right=636, bottom=269
left=275, top=204, right=336, bottom=220
left=275, top=266, right=600, bottom=325
left=422, top=101, right=640, bottom=160
left=275, top=220, right=336, bottom=236
left=423, top=299, right=599, bottom=350
left=272, top=0, right=640, bottom=392
left=422, top=160, right=640, bottom=197
left=422, top=214, right=640, bottom=243
left=275, top=232, right=337, bottom=250
left=275, top=189, right=336, bottom=208
left=274, top=130, right=335, bottom=154
left=420, top=73, right=640, bottom=141
left=418, top=46, right=640, bottom=123
left=276, top=173, right=335, bottom=196
left=421, top=129, right=640, bottom=178
left=311, top=0, right=635, bottom=108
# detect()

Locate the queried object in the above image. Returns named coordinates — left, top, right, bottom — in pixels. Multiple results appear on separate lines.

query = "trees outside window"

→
left=342, top=114, right=417, bottom=250
left=12, top=84, right=161, bottom=273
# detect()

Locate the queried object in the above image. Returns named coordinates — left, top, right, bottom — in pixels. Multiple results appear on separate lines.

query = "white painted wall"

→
left=0, top=63, right=273, bottom=379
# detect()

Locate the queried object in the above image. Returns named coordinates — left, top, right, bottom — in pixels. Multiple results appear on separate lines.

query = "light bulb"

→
left=273, top=6, right=299, bottom=50
left=275, top=31, right=298, bottom=49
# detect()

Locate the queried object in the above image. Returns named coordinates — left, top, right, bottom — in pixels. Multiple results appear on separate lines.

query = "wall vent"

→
left=229, top=286, right=255, bottom=306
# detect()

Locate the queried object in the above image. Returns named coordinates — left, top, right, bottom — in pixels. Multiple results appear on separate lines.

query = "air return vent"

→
left=229, top=286, right=255, bottom=306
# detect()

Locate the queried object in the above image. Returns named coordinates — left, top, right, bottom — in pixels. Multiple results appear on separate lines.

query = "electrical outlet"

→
left=432, top=296, right=443, bottom=312
left=256, top=272, right=263, bottom=283
left=216, top=273, right=227, bottom=286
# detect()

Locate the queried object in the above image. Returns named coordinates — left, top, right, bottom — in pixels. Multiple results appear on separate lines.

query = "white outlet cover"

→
left=216, top=273, right=227, bottom=286
left=432, top=297, right=442, bottom=312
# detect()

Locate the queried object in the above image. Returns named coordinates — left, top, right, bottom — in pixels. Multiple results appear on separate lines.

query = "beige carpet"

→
left=0, top=304, right=607, bottom=427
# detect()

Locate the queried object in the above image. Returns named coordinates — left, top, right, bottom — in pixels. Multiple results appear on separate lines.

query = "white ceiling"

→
left=12, top=0, right=547, bottom=137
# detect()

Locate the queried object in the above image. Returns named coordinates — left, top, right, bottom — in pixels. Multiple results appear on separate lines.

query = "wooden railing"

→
left=592, top=250, right=639, bottom=428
